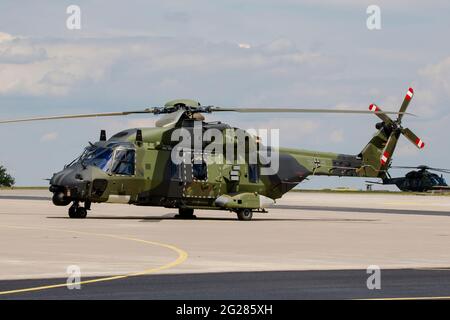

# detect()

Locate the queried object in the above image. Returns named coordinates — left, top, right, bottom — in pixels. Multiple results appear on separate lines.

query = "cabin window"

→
left=170, top=161, right=182, bottom=180
left=111, top=149, right=135, bottom=175
left=193, top=162, right=207, bottom=181
left=248, top=164, right=259, bottom=183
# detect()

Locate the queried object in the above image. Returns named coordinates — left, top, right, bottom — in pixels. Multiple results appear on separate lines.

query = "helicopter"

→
left=0, top=87, right=425, bottom=221
left=369, top=165, right=450, bottom=192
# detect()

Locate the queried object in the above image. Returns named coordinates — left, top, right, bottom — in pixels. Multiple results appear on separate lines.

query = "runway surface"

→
left=2, top=268, right=450, bottom=300
left=1, top=190, right=450, bottom=299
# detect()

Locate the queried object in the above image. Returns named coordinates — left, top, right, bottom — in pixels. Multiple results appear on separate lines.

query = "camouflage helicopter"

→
left=0, top=88, right=424, bottom=220
left=370, top=165, right=449, bottom=192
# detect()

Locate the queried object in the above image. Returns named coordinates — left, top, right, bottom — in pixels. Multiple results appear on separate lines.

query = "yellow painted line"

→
left=361, top=296, right=450, bottom=300
left=383, top=201, right=426, bottom=206
left=414, top=267, right=450, bottom=271
left=0, top=225, right=188, bottom=296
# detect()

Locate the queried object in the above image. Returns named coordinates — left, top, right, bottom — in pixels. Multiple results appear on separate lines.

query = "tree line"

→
left=0, top=165, right=14, bottom=187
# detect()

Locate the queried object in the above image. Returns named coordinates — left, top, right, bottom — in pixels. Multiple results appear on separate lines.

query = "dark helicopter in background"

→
left=369, top=165, right=450, bottom=192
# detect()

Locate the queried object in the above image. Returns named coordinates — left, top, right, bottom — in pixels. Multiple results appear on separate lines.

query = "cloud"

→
left=394, top=142, right=421, bottom=157
left=329, top=129, right=344, bottom=143
left=0, top=36, right=123, bottom=96
left=419, top=56, right=450, bottom=97
left=272, top=0, right=450, bottom=9
left=0, top=34, right=335, bottom=98
left=238, top=43, right=251, bottom=49
left=0, top=32, right=16, bottom=43
left=40, top=132, right=58, bottom=142
left=126, top=119, right=157, bottom=128
left=163, top=11, right=191, bottom=23
left=0, top=42, right=47, bottom=64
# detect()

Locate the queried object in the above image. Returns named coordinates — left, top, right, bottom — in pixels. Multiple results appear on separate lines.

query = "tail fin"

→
left=357, top=88, right=424, bottom=178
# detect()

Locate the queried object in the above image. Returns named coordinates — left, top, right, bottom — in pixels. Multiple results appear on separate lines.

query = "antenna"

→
left=100, top=130, right=107, bottom=141
left=136, top=129, right=143, bottom=143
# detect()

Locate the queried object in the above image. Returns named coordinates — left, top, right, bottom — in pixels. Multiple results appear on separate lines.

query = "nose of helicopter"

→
left=49, top=164, right=93, bottom=205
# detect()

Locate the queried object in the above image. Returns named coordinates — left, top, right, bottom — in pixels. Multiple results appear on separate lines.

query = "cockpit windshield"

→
left=69, top=144, right=135, bottom=175
left=437, top=176, right=448, bottom=186
left=429, top=175, right=448, bottom=186
left=82, top=147, right=114, bottom=171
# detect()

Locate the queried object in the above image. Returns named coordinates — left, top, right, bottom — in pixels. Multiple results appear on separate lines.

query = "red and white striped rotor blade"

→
left=401, top=127, right=425, bottom=149
left=397, top=87, right=414, bottom=122
left=369, top=104, right=394, bottom=125
left=380, top=134, right=398, bottom=166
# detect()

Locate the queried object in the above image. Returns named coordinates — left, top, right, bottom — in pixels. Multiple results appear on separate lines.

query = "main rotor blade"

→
left=0, top=109, right=155, bottom=124
left=210, top=107, right=412, bottom=115
left=421, top=167, right=450, bottom=174
left=426, top=168, right=450, bottom=173
left=390, top=166, right=424, bottom=169
left=0, top=105, right=414, bottom=125
left=391, top=166, right=450, bottom=174
left=433, top=169, right=450, bottom=174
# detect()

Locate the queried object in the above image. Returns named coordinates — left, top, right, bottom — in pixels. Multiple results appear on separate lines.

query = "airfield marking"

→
left=383, top=201, right=430, bottom=206
left=0, top=225, right=188, bottom=296
left=361, top=296, right=450, bottom=300
left=360, top=268, right=450, bottom=300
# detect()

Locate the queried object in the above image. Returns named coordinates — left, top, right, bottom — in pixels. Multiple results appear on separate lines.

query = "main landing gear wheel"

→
left=68, top=203, right=88, bottom=219
left=176, top=208, right=196, bottom=219
left=236, top=209, right=253, bottom=221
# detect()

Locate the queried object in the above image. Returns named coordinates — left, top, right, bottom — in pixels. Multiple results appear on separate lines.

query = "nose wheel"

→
left=68, top=202, right=88, bottom=219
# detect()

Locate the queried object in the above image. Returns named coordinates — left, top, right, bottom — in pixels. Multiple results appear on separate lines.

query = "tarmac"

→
left=1, top=189, right=449, bottom=299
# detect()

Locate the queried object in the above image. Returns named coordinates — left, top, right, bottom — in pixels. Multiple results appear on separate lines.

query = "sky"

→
left=0, top=0, right=449, bottom=189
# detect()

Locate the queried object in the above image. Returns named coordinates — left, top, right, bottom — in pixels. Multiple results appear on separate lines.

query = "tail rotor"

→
left=368, top=87, right=425, bottom=167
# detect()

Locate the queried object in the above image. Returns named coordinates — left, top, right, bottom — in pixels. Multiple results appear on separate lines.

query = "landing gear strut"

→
left=68, top=201, right=89, bottom=219
left=176, top=208, right=196, bottom=219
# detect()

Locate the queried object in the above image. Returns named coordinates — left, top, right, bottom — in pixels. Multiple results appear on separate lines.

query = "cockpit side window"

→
left=248, top=164, right=259, bottom=183
left=111, top=149, right=135, bottom=175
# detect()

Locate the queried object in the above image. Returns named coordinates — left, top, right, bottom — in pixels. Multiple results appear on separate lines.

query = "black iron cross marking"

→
left=312, top=158, right=321, bottom=176
left=314, top=158, right=321, bottom=168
